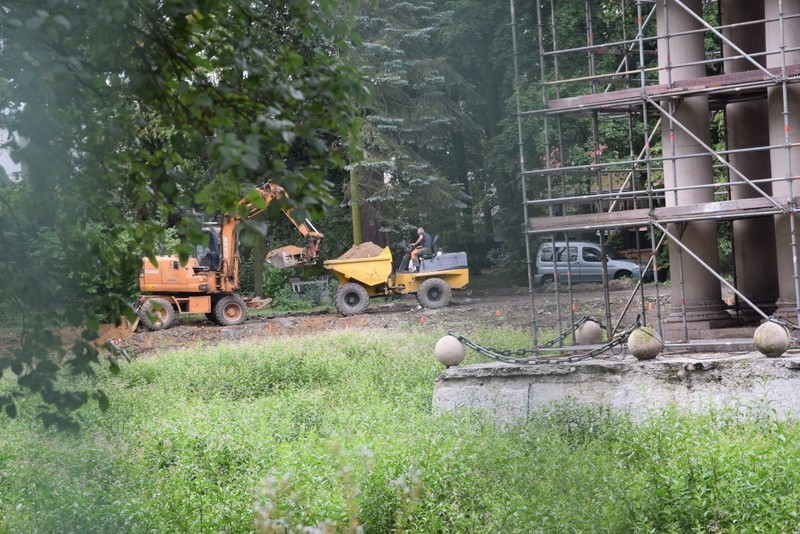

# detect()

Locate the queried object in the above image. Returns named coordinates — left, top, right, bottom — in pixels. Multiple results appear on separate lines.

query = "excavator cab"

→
left=195, top=227, right=221, bottom=271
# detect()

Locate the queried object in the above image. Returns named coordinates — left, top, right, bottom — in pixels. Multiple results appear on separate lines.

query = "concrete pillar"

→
left=722, top=0, right=778, bottom=316
left=766, top=0, right=800, bottom=320
left=658, top=0, right=729, bottom=326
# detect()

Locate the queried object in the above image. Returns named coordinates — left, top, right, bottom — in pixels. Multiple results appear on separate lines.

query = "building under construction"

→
left=511, top=0, right=800, bottom=349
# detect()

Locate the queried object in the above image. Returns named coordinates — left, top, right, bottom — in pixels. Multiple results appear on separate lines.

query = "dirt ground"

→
left=108, top=280, right=674, bottom=357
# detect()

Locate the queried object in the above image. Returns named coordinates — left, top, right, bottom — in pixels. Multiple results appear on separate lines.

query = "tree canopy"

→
left=1, top=0, right=556, bottom=427
left=0, top=0, right=366, bottom=429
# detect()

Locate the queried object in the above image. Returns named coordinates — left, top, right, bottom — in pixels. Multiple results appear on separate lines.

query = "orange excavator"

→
left=136, top=183, right=323, bottom=330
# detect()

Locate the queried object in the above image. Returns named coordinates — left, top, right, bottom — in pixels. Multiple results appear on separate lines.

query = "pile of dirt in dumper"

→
left=335, top=241, right=384, bottom=260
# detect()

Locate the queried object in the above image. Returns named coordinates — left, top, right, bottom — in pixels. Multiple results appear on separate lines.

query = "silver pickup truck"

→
left=534, top=241, right=653, bottom=285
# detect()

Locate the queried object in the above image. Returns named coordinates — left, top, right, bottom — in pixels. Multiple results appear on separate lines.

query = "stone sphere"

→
left=435, top=335, right=466, bottom=367
left=628, top=326, right=663, bottom=360
left=575, top=320, right=604, bottom=344
left=754, top=322, right=791, bottom=358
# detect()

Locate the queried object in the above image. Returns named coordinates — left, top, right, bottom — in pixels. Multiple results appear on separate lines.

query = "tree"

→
left=438, top=0, right=537, bottom=272
left=347, top=0, right=472, bottom=247
left=0, top=0, right=365, bottom=429
left=439, top=0, right=513, bottom=242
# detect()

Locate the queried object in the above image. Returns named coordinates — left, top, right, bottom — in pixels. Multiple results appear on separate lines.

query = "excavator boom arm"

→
left=220, top=184, right=324, bottom=276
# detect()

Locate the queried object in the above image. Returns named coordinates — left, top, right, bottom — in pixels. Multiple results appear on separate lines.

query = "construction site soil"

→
left=333, top=241, right=385, bottom=260
left=102, top=280, right=678, bottom=357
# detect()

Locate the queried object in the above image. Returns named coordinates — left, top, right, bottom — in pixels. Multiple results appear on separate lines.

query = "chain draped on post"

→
left=538, top=316, right=598, bottom=348
left=448, top=315, right=642, bottom=365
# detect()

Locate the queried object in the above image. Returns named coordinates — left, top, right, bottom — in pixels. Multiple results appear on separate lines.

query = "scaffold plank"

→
left=527, top=196, right=791, bottom=234
left=536, top=64, right=800, bottom=115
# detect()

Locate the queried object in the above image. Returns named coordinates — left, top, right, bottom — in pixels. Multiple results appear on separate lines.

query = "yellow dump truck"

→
left=323, top=243, right=469, bottom=315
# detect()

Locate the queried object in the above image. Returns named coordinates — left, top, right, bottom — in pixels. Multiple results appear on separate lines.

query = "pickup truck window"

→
left=558, top=247, right=577, bottom=262
left=583, top=247, right=601, bottom=262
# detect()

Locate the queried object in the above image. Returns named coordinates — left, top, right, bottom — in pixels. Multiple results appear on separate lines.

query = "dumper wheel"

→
left=140, top=298, right=175, bottom=331
left=334, top=283, right=369, bottom=316
left=417, top=278, right=452, bottom=309
left=214, top=294, right=247, bottom=326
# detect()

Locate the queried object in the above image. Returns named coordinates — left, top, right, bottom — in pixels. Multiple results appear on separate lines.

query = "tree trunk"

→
left=451, top=128, right=474, bottom=242
left=479, top=48, right=503, bottom=137
left=252, top=230, right=265, bottom=298
left=350, top=167, right=363, bottom=245
left=483, top=199, right=494, bottom=240
left=479, top=45, right=502, bottom=237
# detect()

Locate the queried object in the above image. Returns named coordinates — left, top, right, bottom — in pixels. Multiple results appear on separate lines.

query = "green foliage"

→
left=269, top=285, right=324, bottom=311
left=262, top=264, right=294, bottom=299
left=4, top=329, right=800, bottom=531
left=486, top=239, right=529, bottom=282
left=0, top=0, right=366, bottom=424
left=237, top=259, right=324, bottom=310
left=718, top=221, right=733, bottom=276
left=441, top=0, right=537, bottom=254
left=347, top=0, right=477, bottom=246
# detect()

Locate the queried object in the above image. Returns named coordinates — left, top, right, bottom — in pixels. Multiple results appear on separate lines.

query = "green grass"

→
left=2, top=329, right=800, bottom=532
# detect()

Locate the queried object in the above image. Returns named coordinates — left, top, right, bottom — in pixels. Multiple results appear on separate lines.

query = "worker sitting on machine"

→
left=408, top=226, right=433, bottom=272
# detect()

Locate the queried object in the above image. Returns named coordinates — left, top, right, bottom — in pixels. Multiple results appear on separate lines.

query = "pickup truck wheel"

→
left=214, top=294, right=247, bottom=326
left=417, top=278, right=452, bottom=309
left=140, top=298, right=175, bottom=331
left=614, top=270, right=632, bottom=280
left=540, top=274, right=555, bottom=286
left=334, top=283, right=369, bottom=316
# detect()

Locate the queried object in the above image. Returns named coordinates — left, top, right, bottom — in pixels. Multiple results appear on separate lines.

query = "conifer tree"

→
left=348, top=0, right=473, bottom=247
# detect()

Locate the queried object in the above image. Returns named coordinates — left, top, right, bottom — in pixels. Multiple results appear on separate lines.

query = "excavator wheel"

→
left=334, top=283, right=370, bottom=316
left=416, top=278, right=452, bottom=309
left=214, top=294, right=248, bottom=326
left=139, top=298, right=175, bottom=331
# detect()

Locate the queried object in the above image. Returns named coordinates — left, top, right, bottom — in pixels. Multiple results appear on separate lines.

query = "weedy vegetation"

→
left=2, top=328, right=800, bottom=532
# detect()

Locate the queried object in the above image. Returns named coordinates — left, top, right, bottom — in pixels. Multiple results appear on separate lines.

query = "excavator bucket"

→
left=266, top=245, right=315, bottom=269
left=244, top=296, right=273, bottom=310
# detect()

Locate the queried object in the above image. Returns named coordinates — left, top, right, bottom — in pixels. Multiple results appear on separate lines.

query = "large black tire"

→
left=334, top=283, right=370, bottom=316
left=214, top=294, right=248, bottom=326
left=140, top=298, right=175, bottom=331
left=416, top=278, right=452, bottom=309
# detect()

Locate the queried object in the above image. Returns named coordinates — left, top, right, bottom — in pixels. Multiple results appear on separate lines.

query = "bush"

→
left=262, top=264, right=292, bottom=297
left=238, top=261, right=320, bottom=311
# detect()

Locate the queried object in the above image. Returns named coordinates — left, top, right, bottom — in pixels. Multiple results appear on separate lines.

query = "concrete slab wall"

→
left=433, top=354, right=800, bottom=423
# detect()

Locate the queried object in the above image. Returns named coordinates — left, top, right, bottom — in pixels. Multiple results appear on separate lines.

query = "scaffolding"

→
left=511, top=0, right=800, bottom=351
